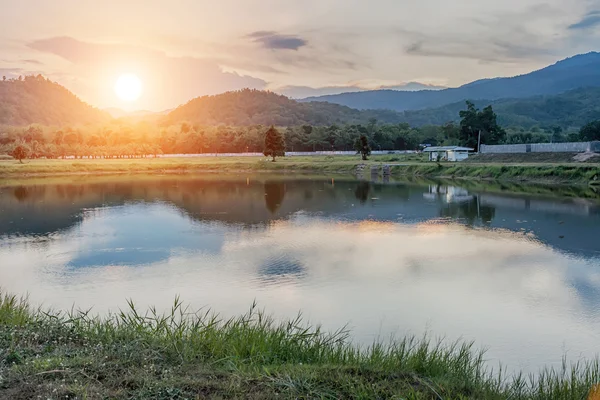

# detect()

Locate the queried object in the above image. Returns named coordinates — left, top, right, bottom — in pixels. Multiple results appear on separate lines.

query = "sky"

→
left=1, top=0, right=600, bottom=111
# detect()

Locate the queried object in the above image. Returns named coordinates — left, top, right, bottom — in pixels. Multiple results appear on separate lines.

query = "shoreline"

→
left=0, top=156, right=599, bottom=187
left=1, top=294, right=598, bottom=399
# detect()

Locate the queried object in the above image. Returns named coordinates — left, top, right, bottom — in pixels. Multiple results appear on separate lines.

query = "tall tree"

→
left=263, top=126, right=285, bottom=161
left=579, top=120, right=600, bottom=141
left=459, top=101, right=506, bottom=150
left=10, top=144, right=29, bottom=163
left=354, top=135, right=372, bottom=160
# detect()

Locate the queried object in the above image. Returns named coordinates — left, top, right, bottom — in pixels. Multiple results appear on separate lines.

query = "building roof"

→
left=422, top=146, right=474, bottom=152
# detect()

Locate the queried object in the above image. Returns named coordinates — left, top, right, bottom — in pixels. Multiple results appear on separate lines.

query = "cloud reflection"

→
left=1, top=177, right=600, bottom=374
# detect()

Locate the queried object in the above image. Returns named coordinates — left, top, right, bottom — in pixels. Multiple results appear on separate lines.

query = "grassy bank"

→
left=1, top=294, right=599, bottom=399
left=390, top=163, right=600, bottom=185
left=1, top=156, right=599, bottom=186
left=466, top=153, right=600, bottom=164
left=0, top=156, right=400, bottom=177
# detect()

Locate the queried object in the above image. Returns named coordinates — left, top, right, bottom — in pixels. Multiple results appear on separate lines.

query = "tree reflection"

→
left=354, top=181, right=370, bottom=205
left=264, top=181, right=286, bottom=214
left=13, top=187, right=29, bottom=202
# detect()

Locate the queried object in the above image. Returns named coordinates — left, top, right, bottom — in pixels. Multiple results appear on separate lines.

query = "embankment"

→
left=388, top=163, right=600, bottom=185
left=1, top=294, right=599, bottom=399
left=1, top=156, right=600, bottom=186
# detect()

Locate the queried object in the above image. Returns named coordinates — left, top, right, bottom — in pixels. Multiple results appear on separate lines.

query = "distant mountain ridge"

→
left=0, top=75, right=110, bottom=126
left=162, top=89, right=407, bottom=126
left=300, top=52, right=600, bottom=111
left=395, top=87, right=600, bottom=129
left=2, top=53, right=600, bottom=130
left=163, top=86, right=600, bottom=129
left=275, top=82, right=446, bottom=99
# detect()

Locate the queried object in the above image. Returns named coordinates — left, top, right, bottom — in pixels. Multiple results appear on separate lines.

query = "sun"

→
left=114, top=74, right=142, bottom=102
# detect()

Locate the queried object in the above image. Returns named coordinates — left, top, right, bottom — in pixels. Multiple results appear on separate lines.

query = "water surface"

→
left=1, top=174, right=599, bottom=374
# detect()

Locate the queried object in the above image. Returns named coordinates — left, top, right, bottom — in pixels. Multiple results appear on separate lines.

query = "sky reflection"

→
left=0, top=176, right=599, bottom=374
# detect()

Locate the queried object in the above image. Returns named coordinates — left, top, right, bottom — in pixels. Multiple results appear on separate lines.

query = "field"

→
left=0, top=154, right=599, bottom=186
left=0, top=154, right=422, bottom=177
left=1, top=293, right=599, bottom=399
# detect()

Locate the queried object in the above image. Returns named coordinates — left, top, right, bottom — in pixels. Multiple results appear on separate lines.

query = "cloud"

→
left=247, top=31, right=308, bottom=51
left=21, top=59, right=43, bottom=65
left=27, top=37, right=267, bottom=110
left=402, top=23, right=559, bottom=64
left=569, top=11, right=600, bottom=30
left=396, top=3, right=577, bottom=65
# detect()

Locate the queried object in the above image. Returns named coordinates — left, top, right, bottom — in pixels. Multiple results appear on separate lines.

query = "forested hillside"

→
left=0, top=75, right=110, bottom=126
left=163, top=89, right=405, bottom=126
left=302, top=52, right=600, bottom=112
left=164, top=86, right=600, bottom=130
left=399, top=87, right=600, bottom=129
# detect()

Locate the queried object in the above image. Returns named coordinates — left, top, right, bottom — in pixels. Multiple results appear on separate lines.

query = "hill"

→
left=0, top=75, right=110, bottom=126
left=300, top=52, right=600, bottom=111
left=398, top=87, right=600, bottom=129
left=2, top=72, right=599, bottom=131
left=163, top=89, right=406, bottom=126
left=164, top=87, right=600, bottom=130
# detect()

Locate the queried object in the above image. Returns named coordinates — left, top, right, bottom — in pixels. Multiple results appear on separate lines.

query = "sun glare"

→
left=114, top=74, right=142, bottom=102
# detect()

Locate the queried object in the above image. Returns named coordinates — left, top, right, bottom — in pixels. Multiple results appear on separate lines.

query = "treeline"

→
left=1, top=111, right=598, bottom=161
left=0, top=121, right=448, bottom=159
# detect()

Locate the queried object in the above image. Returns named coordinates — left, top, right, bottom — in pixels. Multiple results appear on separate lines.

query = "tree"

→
left=441, top=122, right=460, bottom=145
left=354, top=135, right=371, bottom=160
left=10, top=144, right=29, bottom=163
left=579, top=120, right=600, bottom=141
left=459, top=101, right=506, bottom=150
left=263, top=126, right=285, bottom=161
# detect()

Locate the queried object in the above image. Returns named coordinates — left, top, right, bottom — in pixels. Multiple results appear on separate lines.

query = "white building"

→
left=423, top=146, right=474, bottom=162
left=423, top=185, right=474, bottom=203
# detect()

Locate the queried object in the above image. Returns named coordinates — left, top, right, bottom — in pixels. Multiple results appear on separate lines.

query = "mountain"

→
left=275, top=82, right=446, bottom=99
left=163, top=89, right=407, bottom=126
left=0, top=75, right=110, bottom=126
left=163, top=86, right=600, bottom=130
left=396, top=87, right=600, bottom=129
left=300, top=52, right=600, bottom=111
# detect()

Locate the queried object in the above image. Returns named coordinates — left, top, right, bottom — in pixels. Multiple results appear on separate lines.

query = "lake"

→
left=1, top=174, right=599, bottom=374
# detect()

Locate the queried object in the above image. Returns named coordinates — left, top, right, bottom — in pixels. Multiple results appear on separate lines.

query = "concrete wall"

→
left=480, top=141, right=599, bottom=154
left=530, top=142, right=590, bottom=152
left=159, top=150, right=417, bottom=158
left=479, top=144, right=527, bottom=153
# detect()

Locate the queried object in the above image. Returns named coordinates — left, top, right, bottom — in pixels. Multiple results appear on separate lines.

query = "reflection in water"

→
left=13, top=186, right=29, bottom=202
left=264, top=181, right=286, bottom=214
left=1, top=175, right=600, bottom=374
left=354, top=181, right=370, bottom=204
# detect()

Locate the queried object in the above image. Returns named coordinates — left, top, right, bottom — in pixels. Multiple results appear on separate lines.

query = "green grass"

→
left=1, top=293, right=599, bottom=399
left=466, top=153, right=600, bottom=164
left=389, top=163, right=600, bottom=185
left=1, top=154, right=599, bottom=185
left=0, top=156, right=373, bottom=177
